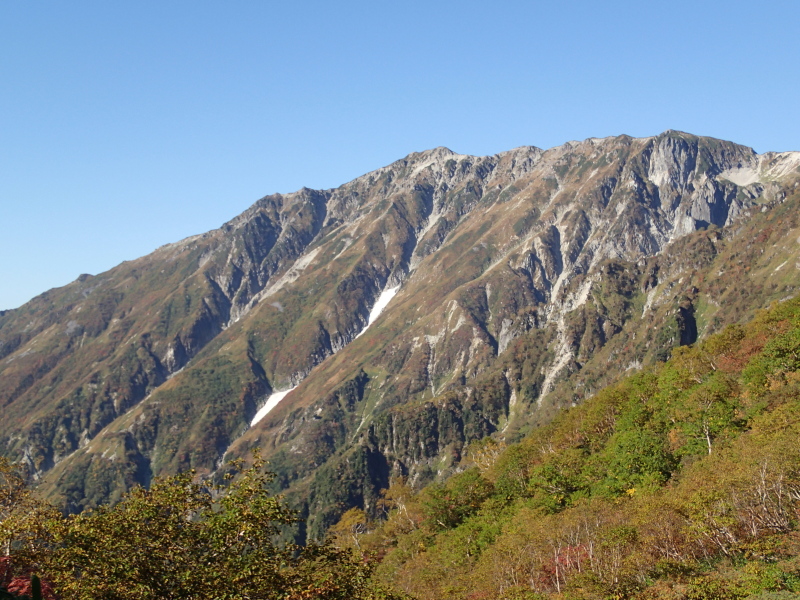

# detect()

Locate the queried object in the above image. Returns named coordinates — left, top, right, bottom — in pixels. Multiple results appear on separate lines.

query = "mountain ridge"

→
left=1, top=131, right=799, bottom=536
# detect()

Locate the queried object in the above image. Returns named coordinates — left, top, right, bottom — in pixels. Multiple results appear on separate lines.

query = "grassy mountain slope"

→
left=353, top=296, right=800, bottom=600
left=1, top=132, right=799, bottom=528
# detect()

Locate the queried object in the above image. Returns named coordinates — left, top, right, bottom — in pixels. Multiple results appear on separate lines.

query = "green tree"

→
left=0, top=458, right=59, bottom=585
left=45, top=454, right=396, bottom=600
left=421, top=469, right=493, bottom=530
left=528, top=447, right=588, bottom=511
left=329, top=507, right=370, bottom=552
left=593, top=427, right=676, bottom=496
left=743, top=327, right=800, bottom=397
left=671, top=371, right=742, bottom=456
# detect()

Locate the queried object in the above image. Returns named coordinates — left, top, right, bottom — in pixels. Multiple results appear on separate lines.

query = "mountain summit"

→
left=1, top=131, right=799, bottom=537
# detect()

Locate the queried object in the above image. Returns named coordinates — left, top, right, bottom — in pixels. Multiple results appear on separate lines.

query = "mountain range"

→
left=1, top=130, right=799, bottom=540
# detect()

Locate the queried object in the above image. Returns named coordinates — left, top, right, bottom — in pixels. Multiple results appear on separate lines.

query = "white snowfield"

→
left=357, top=285, right=400, bottom=338
left=250, top=387, right=296, bottom=427
left=250, top=285, right=400, bottom=427
left=368, top=285, right=400, bottom=326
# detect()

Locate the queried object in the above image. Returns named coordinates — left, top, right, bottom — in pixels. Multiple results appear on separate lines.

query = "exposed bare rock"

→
left=2, top=131, right=799, bottom=533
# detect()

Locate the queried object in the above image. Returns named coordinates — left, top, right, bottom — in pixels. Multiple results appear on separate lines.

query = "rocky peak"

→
left=2, top=132, right=799, bottom=524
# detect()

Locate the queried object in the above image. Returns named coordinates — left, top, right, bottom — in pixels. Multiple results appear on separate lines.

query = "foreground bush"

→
left=1, top=454, right=401, bottom=600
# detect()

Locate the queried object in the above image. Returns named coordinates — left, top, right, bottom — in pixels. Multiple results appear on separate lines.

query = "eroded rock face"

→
left=2, top=131, right=800, bottom=528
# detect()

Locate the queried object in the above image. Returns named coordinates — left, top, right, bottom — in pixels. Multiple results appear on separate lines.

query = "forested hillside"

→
left=3, top=132, right=799, bottom=529
left=2, top=278, right=799, bottom=600
left=333, top=296, right=800, bottom=600
left=0, top=453, right=401, bottom=600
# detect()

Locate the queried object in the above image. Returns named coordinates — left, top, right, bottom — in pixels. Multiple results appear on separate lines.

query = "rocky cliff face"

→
left=2, top=131, right=799, bottom=533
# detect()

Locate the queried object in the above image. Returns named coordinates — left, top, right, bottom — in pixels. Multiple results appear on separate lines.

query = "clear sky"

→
left=2, top=1, right=799, bottom=310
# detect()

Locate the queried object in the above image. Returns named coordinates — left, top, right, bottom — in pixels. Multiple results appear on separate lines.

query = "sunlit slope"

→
left=1, top=132, right=798, bottom=522
left=364, top=294, right=800, bottom=600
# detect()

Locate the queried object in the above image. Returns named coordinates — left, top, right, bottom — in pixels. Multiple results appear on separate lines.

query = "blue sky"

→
left=2, top=1, right=799, bottom=310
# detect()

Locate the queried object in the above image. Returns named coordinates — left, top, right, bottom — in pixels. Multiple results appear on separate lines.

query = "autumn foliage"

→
left=329, top=297, right=800, bottom=599
left=0, top=454, right=402, bottom=600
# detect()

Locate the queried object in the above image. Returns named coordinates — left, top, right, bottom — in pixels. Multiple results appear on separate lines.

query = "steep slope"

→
left=1, top=132, right=799, bottom=526
left=366, top=294, right=800, bottom=600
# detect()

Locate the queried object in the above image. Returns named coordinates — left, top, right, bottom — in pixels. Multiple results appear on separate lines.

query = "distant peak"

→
left=496, top=145, right=542, bottom=156
left=658, top=129, right=694, bottom=139
left=410, top=146, right=461, bottom=160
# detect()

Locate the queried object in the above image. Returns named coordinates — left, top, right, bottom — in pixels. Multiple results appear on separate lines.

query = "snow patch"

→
left=502, top=387, right=518, bottom=434
left=424, top=331, right=445, bottom=396
left=251, top=387, right=297, bottom=427
left=368, top=285, right=400, bottom=326
left=626, top=359, right=642, bottom=372
left=357, top=285, right=400, bottom=338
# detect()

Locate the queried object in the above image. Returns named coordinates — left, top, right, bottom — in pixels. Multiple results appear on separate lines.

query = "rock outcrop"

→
left=2, top=131, right=799, bottom=534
